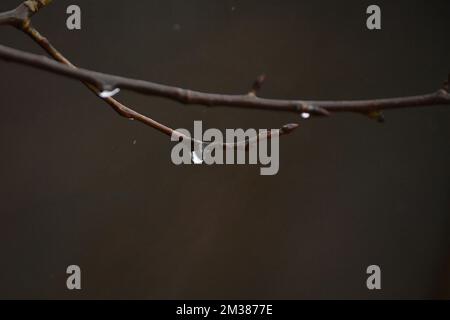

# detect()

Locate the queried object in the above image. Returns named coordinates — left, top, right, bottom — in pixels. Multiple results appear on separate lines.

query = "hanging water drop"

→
left=99, top=88, right=120, bottom=98
left=192, top=150, right=203, bottom=164
left=301, top=112, right=311, bottom=119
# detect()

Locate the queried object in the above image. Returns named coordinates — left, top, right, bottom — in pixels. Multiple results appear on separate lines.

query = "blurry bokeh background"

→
left=0, top=0, right=449, bottom=299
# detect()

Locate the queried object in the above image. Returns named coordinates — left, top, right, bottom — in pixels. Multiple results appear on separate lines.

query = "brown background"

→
left=0, top=0, right=449, bottom=299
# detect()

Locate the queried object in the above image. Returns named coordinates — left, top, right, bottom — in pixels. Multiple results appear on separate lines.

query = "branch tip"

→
left=249, top=74, right=266, bottom=96
left=280, top=123, right=300, bottom=134
left=367, top=110, right=385, bottom=123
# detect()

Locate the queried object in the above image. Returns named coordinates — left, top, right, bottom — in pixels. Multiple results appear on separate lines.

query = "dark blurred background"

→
left=0, top=0, right=449, bottom=299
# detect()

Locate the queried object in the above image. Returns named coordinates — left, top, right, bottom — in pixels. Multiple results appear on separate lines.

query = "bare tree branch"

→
left=1, top=0, right=295, bottom=150
left=1, top=43, right=448, bottom=116
left=1, top=0, right=449, bottom=151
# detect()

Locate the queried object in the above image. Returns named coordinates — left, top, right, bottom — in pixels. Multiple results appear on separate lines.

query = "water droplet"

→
left=301, top=112, right=311, bottom=119
left=133, top=140, right=137, bottom=145
left=192, top=150, right=203, bottom=164
left=173, top=24, right=181, bottom=32
left=99, top=88, right=120, bottom=98
left=231, top=6, right=236, bottom=11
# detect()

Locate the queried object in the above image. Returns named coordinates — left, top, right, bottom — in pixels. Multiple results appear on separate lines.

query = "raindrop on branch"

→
left=301, top=112, right=311, bottom=119
left=99, top=88, right=121, bottom=98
